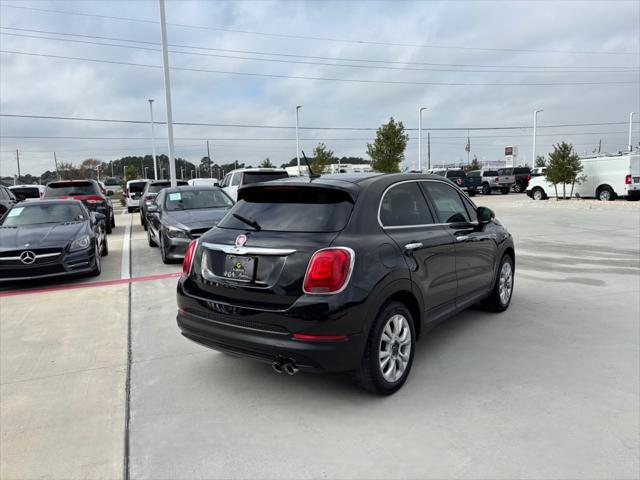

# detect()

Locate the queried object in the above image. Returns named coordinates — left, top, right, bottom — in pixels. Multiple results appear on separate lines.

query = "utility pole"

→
left=148, top=99, right=158, bottom=180
left=418, top=107, right=427, bottom=172
left=158, top=0, right=177, bottom=187
left=533, top=109, right=543, bottom=166
left=629, top=112, right=637, bottom=152
left=295, top=105, right=302, bottom=174
left=110, top=161, right=114, bottom=177
left=427, top=132, right=431, bottom=171
left=598, top=139, right=602, bottom=154
left=54, top=151, right=60, bottom=179
left=15, top=149, right=20, bottom=184
left=207, top=140, right=212, bottom=178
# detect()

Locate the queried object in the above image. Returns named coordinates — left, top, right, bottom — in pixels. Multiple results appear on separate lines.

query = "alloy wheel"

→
left=378, top=314, right=412, bottom=383
left=499, top=261, right=513, bottom=305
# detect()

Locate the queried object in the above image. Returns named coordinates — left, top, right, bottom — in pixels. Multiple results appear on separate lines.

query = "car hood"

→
left=0, top=222, right=87, bottom=251
left=165, top=208, right=230, bottom=229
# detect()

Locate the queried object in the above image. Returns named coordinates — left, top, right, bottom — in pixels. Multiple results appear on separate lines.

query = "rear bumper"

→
left=176, top=279, right=369, bottom=372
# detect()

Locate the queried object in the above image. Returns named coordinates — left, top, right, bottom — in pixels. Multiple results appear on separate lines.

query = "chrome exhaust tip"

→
left=283, top=362, right=299, bottom=376
left=272, top=361, right=284, bottom=374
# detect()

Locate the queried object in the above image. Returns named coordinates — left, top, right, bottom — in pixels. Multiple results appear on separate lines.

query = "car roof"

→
left=9, top=184, right=44, bottom=188
left=47, top=179, right=95, bottom=185
left=13, top=198, right=83, bottom=206
left=147, top=179, right=188, bottom=185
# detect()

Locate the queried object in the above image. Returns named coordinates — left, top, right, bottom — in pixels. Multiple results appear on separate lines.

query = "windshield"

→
left=128, top=182, right=147, bottom=193
left=242, top=171, right=288, bottom=185
left=1, top=203, right=87, bottom=226
left=45, top=182, right=96, bottom=196
left=218, top=186, right=354, bottom=232
left=165, top=189, right=234, bottom=211
left=104, top=177, right=119, bottom=186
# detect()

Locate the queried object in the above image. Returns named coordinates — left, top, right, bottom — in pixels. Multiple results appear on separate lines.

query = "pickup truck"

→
left=432, top=169, right=480, bottom=196
left=498, top=167, right=532, bottom=193
left=467, top=169, right=513, bottom=195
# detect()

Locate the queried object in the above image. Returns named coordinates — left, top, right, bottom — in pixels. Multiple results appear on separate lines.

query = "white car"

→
left=220, top=168, right=288, bottom=201
left=188, top=178, right=220, bottom=187
left=9, top=184, right=45, bottom=201
left=124, top=179, right=148, bottom=212
left=526, top=153, right=640, bottom=201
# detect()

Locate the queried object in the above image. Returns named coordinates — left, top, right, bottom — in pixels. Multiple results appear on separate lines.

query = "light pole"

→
left=144, top=166, right=149, bottom=179
left=158, top=0, right=177, bottom=187
left=532, top=109, right=543, bottom=167
left=629, top=112, right=637, bottom=152
left=295, top=105, right=302, bottom=174
left=418, top=107, right=427, bottom=172
left=148, top=99, right=158, bottom=180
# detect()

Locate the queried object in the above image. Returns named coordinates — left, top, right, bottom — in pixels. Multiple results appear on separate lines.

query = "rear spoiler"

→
left=238, top=182, right=358, bottom=203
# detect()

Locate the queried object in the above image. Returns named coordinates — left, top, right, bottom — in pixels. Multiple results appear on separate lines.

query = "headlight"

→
left=69, top=235, right=91, bottom=251
left=166, top=226, right=189, bottom=239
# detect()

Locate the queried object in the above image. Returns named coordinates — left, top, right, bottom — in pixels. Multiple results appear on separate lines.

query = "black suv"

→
left=498, top=167, right=532, bottom=193
left=43, top=180, right=115, bottom=234
left=140, top=180, right=188, bottom=230
left=176, top=173, right=515, bottom=394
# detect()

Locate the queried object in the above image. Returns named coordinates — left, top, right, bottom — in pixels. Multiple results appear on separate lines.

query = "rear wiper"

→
left=233, top=213, right=261, bottom=231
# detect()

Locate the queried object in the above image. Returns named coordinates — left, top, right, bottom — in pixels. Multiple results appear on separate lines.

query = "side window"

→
left=380, top=182, right=434, bottom=227
left=461, top=195, right=477, bottom=220
left=231, top=173, right=241, bottom=186
left=0, top=187, right=7, bottom=200
left=421, top=182, right=471, bottom=224
left=221, top=174, right=230, bottom=187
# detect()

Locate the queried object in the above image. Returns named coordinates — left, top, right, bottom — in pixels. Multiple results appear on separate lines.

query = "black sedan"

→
left=0, top=199, right=108, bottom=282
left=146, top=186, right=234, bottom=264
left=176, top=173, right=515, bottom=395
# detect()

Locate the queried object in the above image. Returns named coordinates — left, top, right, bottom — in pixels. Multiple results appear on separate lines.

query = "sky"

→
left=0, top=0, right=639, bottom=177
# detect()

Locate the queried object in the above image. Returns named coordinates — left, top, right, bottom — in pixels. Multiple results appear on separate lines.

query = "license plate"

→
left=223, top=255, right=256, bottom=281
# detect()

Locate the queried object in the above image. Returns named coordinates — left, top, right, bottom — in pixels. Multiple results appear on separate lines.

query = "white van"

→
left=526, top=153, right=640, bottom=201
left=220, top=168, right=288, bottom=201
left=124, top=179, right=148, bottom=212
left=187, top=178, right=220, bottom=188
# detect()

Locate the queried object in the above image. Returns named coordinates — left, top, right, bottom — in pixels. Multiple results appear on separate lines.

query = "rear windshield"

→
left=1, top=203, right=86, bottom=226
left=10, top=187, right=40, bottom=200
left=514, top=167, right=531, bottom=174
left=218, top=186, right=354, bottom=232
left=242, top=171, right=288, bottom=185
left=446, top=170, right=466, bottom=178
left=128, top=182, right=147, bottom=193
left=485, top=170, right=499, bottom=176
left=148, top=181, right=187, bottom=193
left=498, top=168, right=513, bottom=175
left=104, top=177, right=120, bottom=186
left=467, top=171, right=480, bottom=177
left=45, top=182, right=96, bottom=196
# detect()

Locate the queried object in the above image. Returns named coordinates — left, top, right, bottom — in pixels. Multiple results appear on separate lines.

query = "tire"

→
left=127, top=207, right=133, bottom=213
left=482, top=183, right=491, bottom=195
left=354, top=301, right=416, bottom=395
left=90, top=244, right=102, bottom=277
left=160, top=235, right=172, bottom=264
left=101, top=236, right=109, bottom=256
left=597, top=185, right=615, bottom=201
left=105, top=214, right=112, bottom=235
left=147, top=228, right=157, bottom=247
left=467, top=188, right=476, bottom=197
left=141, top=215, right=148, bottom=231
left=500, top=188, right=510, bottom=195
left=531, top=187, right=546, bottom=201
left=110, top=210, right=116, bottom=229
left=513, top=182, right=523, bottom=193
left=480, top=254, right=514, bottom=312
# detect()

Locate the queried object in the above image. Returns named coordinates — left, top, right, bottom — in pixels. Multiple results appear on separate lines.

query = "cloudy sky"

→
left=0, top=0, right=638, bottom=177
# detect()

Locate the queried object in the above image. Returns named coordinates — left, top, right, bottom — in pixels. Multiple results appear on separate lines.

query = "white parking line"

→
left=121, top=219, right=131, bottom=280
left=119, top=208, right=128, bottom=215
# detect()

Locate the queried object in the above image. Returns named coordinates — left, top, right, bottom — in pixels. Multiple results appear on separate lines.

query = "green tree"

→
left=124, top=165, right=139, bottom=183
left=366, top=117, right=409, bottom=173
left=465, top=155, right=481, bottom=172
left=258, top=158, right=275, bottom=168
left=545, top=142, right=584, bottom=200
left=311, top=143, right=334, bottom=174
left=535, top=155, right=547, bottom=168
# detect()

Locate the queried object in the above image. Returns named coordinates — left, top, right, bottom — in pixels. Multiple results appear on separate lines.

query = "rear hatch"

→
left=630, top=154, right=640, bottom=186
left=189, top=184, right=355, bottom=310
left=127, top=181, right=147, bottom=200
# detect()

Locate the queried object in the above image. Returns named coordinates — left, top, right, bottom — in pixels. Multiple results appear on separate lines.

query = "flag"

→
left=464, top=136, right=470, bottom=153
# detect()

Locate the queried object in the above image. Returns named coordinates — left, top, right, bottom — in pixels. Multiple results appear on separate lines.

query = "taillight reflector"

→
left=625, top=174, right=631, bottom=185
left=183, top=240, right=198, bottom=275
left=494, top=177, right=499, bottom=182
left=86, top=195, right=104, bottom=204
left=292, top=334, right=348, bottom=342
left=303, top=248, right=353, bottom=294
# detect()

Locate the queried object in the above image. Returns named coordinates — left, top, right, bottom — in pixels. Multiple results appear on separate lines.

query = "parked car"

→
left=531, top=167, right=547, bottom=177
left=140, top=180, right=188, bottom=230
left=0, top=185, right=18, bottom=216
left=0, top=199, right=108, bottom=282
left=432, top=169, right=480, bottom=196
left=43, top=180, right=115, bottom=234
left=526, top=153, right=640, bottom=201
left=9, top=185, right=46, bottom=201
left=498, top=167, right=531, bottom=193
left=124, top=179, right=148, bottom=213
left=220, top=168, right=288, bottom=201
left=146, top=186, right=234, bottom=263
left=176, top=173, right=515, bottom=394
left=188, top=178, right=220, bottom=187
left=467, top=170, right=513, bottom=195
left=103, top=177, right=122, bottom=195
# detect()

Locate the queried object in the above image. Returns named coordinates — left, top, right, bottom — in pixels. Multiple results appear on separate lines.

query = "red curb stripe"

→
left=0, top=272, right=182, bottom=298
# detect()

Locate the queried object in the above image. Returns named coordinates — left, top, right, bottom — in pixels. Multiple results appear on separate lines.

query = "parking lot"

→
left=1, top=195, right=639, bottom=479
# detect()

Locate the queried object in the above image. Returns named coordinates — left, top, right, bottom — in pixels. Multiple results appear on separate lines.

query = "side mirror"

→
left=477, top=206, right=494, bottom=224
left=147, top=204, right=158, bottom=214
left=93, top=212, right=106, bottom=223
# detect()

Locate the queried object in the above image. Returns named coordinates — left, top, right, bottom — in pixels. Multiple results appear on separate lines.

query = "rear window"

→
left=148, top=181, right=187, bottom=193
left=446, top=170, right=465, bottom=178
left=242, top=171, right=288, bottom=185
left=10, top=187, right=40, bottom=200
left=485, top=170, right=499, bottom=176
left=514, top=167, right=531, bottom=174
left=128, top=182, right=147, bottom=193
left=498, top=168, right=513, bottom=175
left=45, top=182, right=97, bottom=196
left=104, top=177, right=120, bottom=186
left=467, top=171, right=480, bottom=177
left=218, top=186, right=354, bottom=232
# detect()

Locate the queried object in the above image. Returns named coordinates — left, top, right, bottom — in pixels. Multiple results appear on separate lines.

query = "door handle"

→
left=456, top=235, right=469, bottom=242
left=404, top=242, right=423, bottom=251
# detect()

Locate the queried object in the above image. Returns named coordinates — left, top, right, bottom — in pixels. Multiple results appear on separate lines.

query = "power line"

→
left=0, top=113, right=630, bottom=131
left=1, top=3, right=635, bottom=56
left=2, top=27, right=637, bottom=72
left=2, top=50, right=637, bottom=87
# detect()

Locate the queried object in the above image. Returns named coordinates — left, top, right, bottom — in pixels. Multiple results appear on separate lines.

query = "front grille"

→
left=0, top=248, right=62, bottom=258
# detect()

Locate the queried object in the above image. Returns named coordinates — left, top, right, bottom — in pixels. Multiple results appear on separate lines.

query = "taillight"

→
left=527, top=175, right=531, bottom=181
left=625, top=174, right=631, bottom=185
left=144, top=195, right=153, bottom=201
left=183, top=240, right=198, bottom=275
left=494, top=177, right=499, bottom=182
left=86, top=195, right=104, bottom=204
left=303, top=248, right=354, bottom=294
